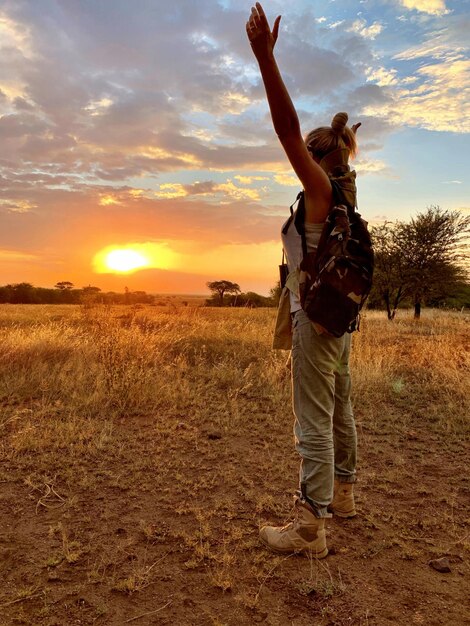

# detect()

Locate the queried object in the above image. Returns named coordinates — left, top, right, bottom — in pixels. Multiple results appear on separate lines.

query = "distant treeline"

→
left=205, top=280, right=276, bottom=308
left=205, top=291, right=275, bottom=308
left=0, top=282, right=154, bottom=305
left=0, top=282, right=277, bottom=308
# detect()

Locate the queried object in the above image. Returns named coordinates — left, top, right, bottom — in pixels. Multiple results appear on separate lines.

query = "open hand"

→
left=246, top=2, right=281, bottom=60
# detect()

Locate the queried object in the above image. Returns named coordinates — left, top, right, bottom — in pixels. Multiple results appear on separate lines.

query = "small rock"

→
left=429, top=557, right=451, bottom=573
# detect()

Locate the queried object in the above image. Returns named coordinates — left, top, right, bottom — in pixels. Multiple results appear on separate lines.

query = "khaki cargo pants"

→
left=291, top=309, right=357, bottom=518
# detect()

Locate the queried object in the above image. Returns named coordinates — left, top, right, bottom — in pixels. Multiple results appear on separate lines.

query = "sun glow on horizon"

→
left=93, top=243, right=179, bottom=274
left=105, top=249, right=149, bottom=272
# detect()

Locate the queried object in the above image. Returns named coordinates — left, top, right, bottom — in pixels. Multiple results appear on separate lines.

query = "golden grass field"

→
left=0, top=304, right=469, bottom=625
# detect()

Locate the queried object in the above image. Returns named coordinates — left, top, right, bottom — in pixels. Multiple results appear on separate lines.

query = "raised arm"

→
left=246, top=3, right=331, bottom=215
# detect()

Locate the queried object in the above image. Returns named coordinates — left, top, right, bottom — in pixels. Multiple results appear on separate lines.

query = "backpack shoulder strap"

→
left=293, top=192, right=308, bottom=258
left=282, top=191, right=303, bottom=235
left=330, top=170, right=357, bottom=213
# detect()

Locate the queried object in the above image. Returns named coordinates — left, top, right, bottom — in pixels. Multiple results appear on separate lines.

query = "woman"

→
left=246, top=3, right=359, bottom=558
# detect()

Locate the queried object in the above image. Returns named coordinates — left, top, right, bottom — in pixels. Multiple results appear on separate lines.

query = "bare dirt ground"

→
left=0, top=305, right=468, bottom=625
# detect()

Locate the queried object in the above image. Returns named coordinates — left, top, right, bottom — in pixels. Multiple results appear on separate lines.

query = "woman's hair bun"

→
left=331, top=112, right=348, bottom=134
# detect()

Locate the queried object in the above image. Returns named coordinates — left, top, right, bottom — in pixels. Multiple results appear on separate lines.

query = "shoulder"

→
left=304, top=188, right=332, bottom=224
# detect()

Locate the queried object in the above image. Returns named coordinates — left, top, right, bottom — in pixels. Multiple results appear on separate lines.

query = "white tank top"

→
left=281, top=212, right=323, bottom=313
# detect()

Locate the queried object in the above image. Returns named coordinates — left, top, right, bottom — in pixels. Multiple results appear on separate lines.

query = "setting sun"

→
left=105, top=249, right=149, bottom=272
left=93, top=243, right=179, bottom=275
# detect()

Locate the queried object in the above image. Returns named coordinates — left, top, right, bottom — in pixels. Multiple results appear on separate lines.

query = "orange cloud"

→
left=274, top=172, right=299, bottom=186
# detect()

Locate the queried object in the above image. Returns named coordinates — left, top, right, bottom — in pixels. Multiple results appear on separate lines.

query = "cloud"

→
left=99, top=195, right=121, bottom=206
left=0, top=198, right=36, bottom=213
left=234, top=175, right=269, bottom=184
left=363, top=55, right=470, bottom=132
left=398, top=0, right=450, bottom=16
left=274, top=173, right=299, bottom=186
left=354, top=158, right=391, bottom=175
left=217, top=92, right=251, bottom=115
left=155, top=183, right=188, bottom=199
left=361, top=17, right=470, bottom=133
left=155, top=179, right=266, bottom=202
left=393, top=24, right=467, bottom=62
left=365, top=67, right=399, bottom=87
left=0, top=11, right=33, bottom=58
left=214, top=180, right=260, bottom=201
left=0, top=248, right=38, bottom=261
left=0, top=0, right=395, bottom=193
left=347, top=19, right=384, bottom=40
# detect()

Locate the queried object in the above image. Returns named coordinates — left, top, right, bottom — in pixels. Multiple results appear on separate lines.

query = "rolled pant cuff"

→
left=298, top=487, right=333, bottom=519
left=335, top=474, right=356, bottom=484
left=313, top=507, right=333, bottom=519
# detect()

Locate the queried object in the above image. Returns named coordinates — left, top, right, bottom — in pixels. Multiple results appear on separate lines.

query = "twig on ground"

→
left=398, top=534, right=436, bottom=545
left=124, top=600, right=173, bottom=623
left=142, top=551, right=171, bottom=576
left=1, top=591, right=44, bottom=607
left=35, top=480, right=66, bottom=514
left=254, top=553, right=294, bottom=604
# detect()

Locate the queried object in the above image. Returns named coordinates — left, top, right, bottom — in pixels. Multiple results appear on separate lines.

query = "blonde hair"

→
left=305, top=112, right=357, bottom=161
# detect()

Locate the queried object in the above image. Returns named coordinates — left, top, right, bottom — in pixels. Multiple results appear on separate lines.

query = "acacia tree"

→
left=206, top=280, right=241, bottom=306
left=82, top=285, right=102, bottom=294
left=370, top=207, right=470, bottom=319
left=370, top=223, right=410, bottom=320
left=55, top=281, right=74, bottom=290
left=395, top=206, right=470, bottom=318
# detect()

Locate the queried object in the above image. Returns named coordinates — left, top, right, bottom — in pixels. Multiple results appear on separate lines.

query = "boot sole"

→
left=259, top=536, right=328, bottom=559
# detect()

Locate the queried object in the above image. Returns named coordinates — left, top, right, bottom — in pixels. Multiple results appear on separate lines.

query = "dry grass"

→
left=0, top=304, right=468, bottom=625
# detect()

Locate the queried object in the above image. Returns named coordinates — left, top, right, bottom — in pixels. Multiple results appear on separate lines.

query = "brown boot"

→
left=329, top=479, right=356, bottom=518
left=259, top=497, right=328, bottom=557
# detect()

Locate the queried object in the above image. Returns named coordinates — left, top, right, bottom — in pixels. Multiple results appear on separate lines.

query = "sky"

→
left=0, top=0, right=468, bottom=295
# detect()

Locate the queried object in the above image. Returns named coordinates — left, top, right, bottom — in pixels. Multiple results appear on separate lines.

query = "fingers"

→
left=246, top=10, right=259, bottom=40
left=272, top=15, right=281, bottom=43
left=247, top=4, right=280, bottom=34
left=246, top=3, right=281, bottom=44
left=246, top=7, right=261, bottom=36
left=255, top=2, right=268, bottom=28
left=249, top=3, right=269, bottom=32
left=352, top=122, right=362, bottom=134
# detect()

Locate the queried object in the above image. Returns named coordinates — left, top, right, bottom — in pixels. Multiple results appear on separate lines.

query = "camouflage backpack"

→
left=295, top=151, right=374, bottom=337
